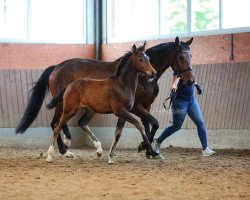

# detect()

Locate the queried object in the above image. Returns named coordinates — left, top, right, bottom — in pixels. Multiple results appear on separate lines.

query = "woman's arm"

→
left=171, top=75, right=180, bottom=90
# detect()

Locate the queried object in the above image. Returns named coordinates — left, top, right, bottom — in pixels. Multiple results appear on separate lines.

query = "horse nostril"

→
left=152, top=72, right=157, bottom=79
left=148, top=72, right=157, bottom=80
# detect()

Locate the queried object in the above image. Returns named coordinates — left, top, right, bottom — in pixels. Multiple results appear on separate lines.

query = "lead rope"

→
left=163, top=80, right=183, bottom=110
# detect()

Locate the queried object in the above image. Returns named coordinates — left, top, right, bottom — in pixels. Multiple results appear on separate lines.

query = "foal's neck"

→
left=118, top=61, right=138, bottom=93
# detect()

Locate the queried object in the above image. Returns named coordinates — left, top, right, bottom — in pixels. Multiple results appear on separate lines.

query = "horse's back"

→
left=49, top=58, right=118, bottom=95
left=54, top=58, right=117, bottom=79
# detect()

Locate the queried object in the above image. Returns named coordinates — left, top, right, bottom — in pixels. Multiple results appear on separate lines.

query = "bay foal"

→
left=45, top=44, right=157, bottom=163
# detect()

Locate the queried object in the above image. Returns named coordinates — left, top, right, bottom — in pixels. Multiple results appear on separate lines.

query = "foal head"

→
left=171, top=36, right=195, bottom=85
left=131, top=43, right=157, bottom=79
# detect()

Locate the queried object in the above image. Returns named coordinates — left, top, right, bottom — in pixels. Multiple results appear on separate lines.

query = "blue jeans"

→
left=157, top=96, right=208, bottom=149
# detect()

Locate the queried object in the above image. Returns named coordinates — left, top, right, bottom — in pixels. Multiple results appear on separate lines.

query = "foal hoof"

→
left=97, top=152, right=102, bottom=157
left=108, top=158, right=114, bottom=165
left=94, top=141, right=103, bottom=157
left=151, top=150, right=160, bottom=157
left=64, top=151, right=76, bottom=158
left=63, top=136, right=71, bottom=149
left=146, top=152, right=152, bottom=159
left=46, top=157, right=53, bottom=163
left=138, top=142, right=146, bottom=153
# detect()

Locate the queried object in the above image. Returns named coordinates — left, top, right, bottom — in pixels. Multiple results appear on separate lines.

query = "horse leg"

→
left=78, top=109, right=102, bottom=157
left=115, top=109, right=152, bottom=159
left=108, top=118, right=126, bottom=164
left=51, top=106, right=75, bottom=158
left=51, top=106, right=67, bottom=155
left=132, top=104, right=159, bottom=154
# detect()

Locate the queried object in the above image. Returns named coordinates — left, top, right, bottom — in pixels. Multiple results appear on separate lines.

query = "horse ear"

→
left=142, top=41, right=147, bottom=51
left=185, top=37, right=193, bottom=46
left=175, top=36, right=180, bottom=45
left=132, top=44, right=137, bottom=53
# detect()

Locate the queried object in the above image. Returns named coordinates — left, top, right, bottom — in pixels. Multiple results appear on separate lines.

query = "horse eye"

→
left=179, top=55, right=184, bottom=60
left=139, top=58, right=143, bottom=62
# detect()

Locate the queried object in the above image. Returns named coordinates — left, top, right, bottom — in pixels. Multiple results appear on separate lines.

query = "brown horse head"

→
left=131, top=43, right=157, bottom=79
left=171, top=36, right=195, bottom=85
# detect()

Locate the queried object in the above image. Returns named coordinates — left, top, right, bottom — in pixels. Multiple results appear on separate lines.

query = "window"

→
left=222, top=0, right=250, bottom=29
left=192, top=0, right=219, bottom=31
left=1, top=0, right=250, bottom=43
left=160, top=0, right=187, bottom=34
left=107, top=0, right=159, bottom=42
left=107, top=0, right=250, bottom=43
left=30, top=0, right=85, bottom=43
left=0, top=0, right=86, bottom=43
left=0, top=0, right=27, bottom=39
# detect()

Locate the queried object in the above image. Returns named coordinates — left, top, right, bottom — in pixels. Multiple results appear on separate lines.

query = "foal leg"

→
left=108, top=118, right=126, bottom=164
left=132, top=104, right=159, bottom=153
left=115, top=109, right=152, bottom=159
left=62, top=124, right=72, bottom=148
left=57, top=101, right=72, bottom=148
left=141, top=119, right=151, bottom=138
left=78, top=109, right=102, bottom=157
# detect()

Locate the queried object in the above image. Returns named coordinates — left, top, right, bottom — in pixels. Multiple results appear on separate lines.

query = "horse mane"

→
left=110, top=51, right=132, bottom=79
left=145, top=42, right=176, bottom=63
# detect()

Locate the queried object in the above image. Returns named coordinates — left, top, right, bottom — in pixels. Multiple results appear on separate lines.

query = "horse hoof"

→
left=64, top=151, right=76, bottom=158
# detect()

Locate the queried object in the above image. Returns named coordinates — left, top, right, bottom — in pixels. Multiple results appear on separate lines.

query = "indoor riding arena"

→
left=0, top=1, right=249, bottom=200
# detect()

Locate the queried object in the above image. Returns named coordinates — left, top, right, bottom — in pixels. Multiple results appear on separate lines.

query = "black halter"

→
left=173, top=50, right=192, bottom=77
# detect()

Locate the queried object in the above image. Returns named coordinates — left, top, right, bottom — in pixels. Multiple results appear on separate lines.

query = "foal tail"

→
left=46, top=87, right=66, bottom=109
left=16, top=65, right=56, bottom=133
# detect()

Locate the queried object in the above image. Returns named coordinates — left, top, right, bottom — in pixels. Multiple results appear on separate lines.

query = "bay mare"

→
left=45, top=44, right=156, bottom=163
left=16, top=37, right=195, bottom=158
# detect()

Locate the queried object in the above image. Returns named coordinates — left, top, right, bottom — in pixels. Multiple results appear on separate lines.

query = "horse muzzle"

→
left=147, top=72, right=157, bottom=82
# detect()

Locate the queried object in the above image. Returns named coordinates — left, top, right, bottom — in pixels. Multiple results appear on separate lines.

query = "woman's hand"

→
left=194, top=82, right=202, bottom=95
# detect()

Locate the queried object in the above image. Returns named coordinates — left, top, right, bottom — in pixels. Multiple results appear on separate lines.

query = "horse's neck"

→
left=150, top=52, right=175, bottom=81
left=118, top=62, right=138, bottom=93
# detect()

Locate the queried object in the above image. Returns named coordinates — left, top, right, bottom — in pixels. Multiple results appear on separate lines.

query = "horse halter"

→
left=173, top=50, right=192, bottom=77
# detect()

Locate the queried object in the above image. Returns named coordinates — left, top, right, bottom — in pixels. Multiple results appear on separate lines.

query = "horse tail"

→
left=46, top=87, right=66, bottom=109
left=16, top=65, right=56, bottom=133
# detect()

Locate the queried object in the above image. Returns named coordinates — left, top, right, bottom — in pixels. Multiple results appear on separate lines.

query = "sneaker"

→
left=152, top=138, right=161, bottom=154
left=202, top=147, right=215, bottom=156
